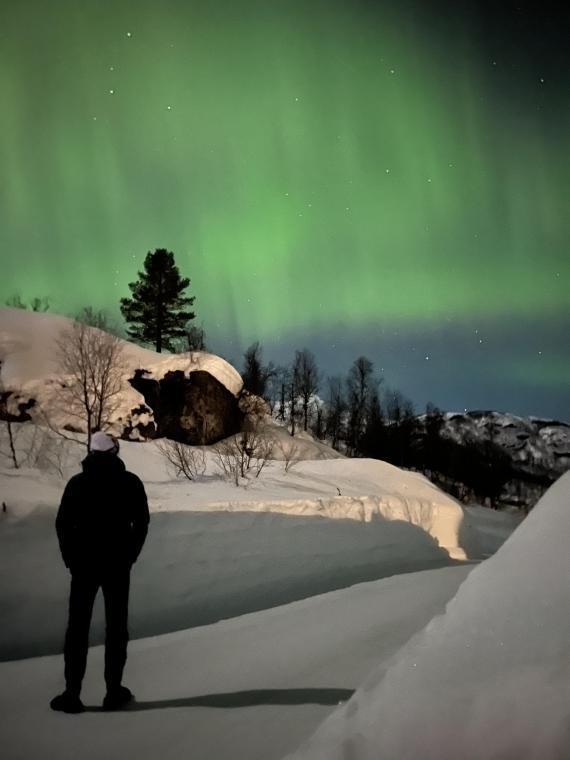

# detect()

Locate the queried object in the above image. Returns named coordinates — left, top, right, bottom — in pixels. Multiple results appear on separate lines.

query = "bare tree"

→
left=157, top=439, right=206, bottom=480
left=54, top=321, right=126, bottom=450
left=4, top=294, right=50, bottom=311
left=346, top=356, right=374, bottom=453
left=239, top=422, right=272, bottom=479
left=0, top=359, right=20, bottom=468
left=325, top=376, right=346, bottom=450
left=23, top=426, right=71, bottom=478
left=4, top=294, right=27, bottom=309
left=213, top=438, right=242, bottom=486
left=268, top=365, right=289, bottom=421
left=275, top=439, right=301, bottom=472
left=29, top=296, right=50, bottom=312
left=213, top=423, right=272, bottom=485
left=76, top=306, right=110, bottom=330
left=294, top=349, right=320, bottom=432
left=185, top=324, right=207, bottom=351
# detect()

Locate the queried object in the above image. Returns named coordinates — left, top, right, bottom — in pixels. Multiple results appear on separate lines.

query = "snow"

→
left=0, top=308, right=243, bottom=434
left=0, top=418, right=526, bottom=759
left=0, top=565, right=473, bottom=760
left=137, top=351, right=243, bottom=397
left=286, top=471, right=570, bottom=760
left=0, top=428, right=507, bottom=660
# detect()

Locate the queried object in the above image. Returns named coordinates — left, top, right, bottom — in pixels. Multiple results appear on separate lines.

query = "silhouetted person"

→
left=50, top=431, right=150, bottom=714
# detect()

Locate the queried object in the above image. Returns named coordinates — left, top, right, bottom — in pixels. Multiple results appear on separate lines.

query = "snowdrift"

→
left=1, top=437, right=495, bottom=659
left=286, top=471, right=570, bottom=760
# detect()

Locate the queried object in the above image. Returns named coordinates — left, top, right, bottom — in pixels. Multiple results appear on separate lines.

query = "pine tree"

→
left=120, top=249, right=195, bottom=352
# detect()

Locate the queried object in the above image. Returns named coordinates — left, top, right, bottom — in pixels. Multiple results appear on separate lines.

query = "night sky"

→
left=1, top=0, right=568, bottom=418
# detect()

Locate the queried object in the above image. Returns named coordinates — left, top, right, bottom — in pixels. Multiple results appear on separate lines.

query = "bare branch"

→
left=157, top=439, right=206, bottom=481
left=53, top=321, right=126, bottom=450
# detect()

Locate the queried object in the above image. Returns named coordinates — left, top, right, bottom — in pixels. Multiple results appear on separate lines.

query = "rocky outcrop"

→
left=129, top=368, right=243, bottom=445
left=0, top=391, right=36, bottom=422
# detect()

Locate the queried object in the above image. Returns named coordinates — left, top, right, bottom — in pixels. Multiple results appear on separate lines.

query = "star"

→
left=167, top=105, right=172, bottom=111
left=109, top=89, right=115, bottom=95
left=126, top=31, right=132, bottom=38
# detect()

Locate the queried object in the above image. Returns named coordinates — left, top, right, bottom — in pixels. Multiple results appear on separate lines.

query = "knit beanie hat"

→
left=90, top=431, right=120, bottom=455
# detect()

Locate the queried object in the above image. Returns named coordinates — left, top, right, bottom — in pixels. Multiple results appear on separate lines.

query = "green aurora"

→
left=1, top=0, right=568, bottom=415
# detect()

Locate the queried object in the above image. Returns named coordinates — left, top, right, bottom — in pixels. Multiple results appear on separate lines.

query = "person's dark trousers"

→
left=63, top=565, right=131, bottom=697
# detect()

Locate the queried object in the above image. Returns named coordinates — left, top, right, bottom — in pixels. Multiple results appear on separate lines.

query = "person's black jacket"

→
left=55, top=452, right=150, bottom=571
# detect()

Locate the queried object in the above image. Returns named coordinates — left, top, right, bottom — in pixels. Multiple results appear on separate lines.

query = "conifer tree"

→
left=120, top=248, right=195, bottom=352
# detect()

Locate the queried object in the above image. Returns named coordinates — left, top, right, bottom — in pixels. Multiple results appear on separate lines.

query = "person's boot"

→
left=102, top=685, right=133, bottom=710
left=50, top=690, right=85, bottom=714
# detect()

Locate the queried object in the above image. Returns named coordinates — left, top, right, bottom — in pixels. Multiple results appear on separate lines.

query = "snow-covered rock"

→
left=0, top=308, right=243, bottom=443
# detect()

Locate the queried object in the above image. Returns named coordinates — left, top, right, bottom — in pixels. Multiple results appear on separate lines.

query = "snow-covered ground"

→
left=0, top=420, right=524, bottom=760
left=0, top=565, right=473, bottom=760
left=0, top=428, right=519, bottom=661
left=287, top=471, right=570, bottom=760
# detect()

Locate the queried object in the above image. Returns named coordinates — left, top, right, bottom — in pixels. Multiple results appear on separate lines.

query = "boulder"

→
left=129, top=368, right=243, bottom=445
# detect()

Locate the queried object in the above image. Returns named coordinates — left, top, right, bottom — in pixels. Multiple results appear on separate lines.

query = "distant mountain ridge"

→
left=440, top=410, right=569, bottom=476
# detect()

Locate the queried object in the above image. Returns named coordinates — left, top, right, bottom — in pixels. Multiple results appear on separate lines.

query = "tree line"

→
left=240, top=342, right=514, bottom=508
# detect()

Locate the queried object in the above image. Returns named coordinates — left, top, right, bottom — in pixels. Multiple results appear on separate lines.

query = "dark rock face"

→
left=0, top=391, right=36, bottom=422
left=129, top=369, right=243, bottom=444
left=121, top=404, right=157, bottom=441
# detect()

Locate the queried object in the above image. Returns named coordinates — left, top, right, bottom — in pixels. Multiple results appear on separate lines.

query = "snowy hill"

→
left=287, top=472, right=570, bottom=760
left=0, top=307, right=242, bottom=394
left=0, top=307, right=244, bottom=442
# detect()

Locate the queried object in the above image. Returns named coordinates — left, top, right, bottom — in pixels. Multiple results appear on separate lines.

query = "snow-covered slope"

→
left=0, top=308, right=243, bottom=437
left=0, top=307, right=242, bottom=394
left=286, top=472, right=570, bottom=760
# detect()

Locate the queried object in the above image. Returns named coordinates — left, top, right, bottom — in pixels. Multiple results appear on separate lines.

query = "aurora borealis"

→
left=1, top=0, right=568, bottom=417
